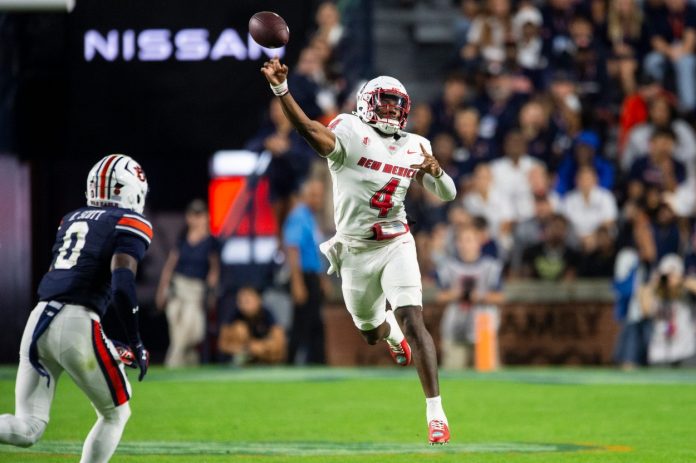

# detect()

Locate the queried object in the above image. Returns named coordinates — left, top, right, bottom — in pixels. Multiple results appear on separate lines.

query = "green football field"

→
left=1, top=366, right=695, bottom=462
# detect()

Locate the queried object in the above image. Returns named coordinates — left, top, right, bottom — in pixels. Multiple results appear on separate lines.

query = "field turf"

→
left=1, top=366, right=695, bottom=462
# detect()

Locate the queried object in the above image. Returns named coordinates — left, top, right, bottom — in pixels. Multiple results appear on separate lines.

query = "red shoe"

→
left=428, top=419, right=450, bottom=445
left=387, top=338, right=412, bottom=366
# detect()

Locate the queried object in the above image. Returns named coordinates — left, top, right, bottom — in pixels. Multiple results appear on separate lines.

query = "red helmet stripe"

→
left=98, top=155, right=118, bottom=199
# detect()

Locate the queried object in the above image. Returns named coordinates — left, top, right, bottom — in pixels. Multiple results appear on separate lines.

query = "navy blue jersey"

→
left=37, top=206, right=152, bottom=315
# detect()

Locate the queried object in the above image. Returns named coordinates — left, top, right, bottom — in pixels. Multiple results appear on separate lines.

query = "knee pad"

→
left=98, top=403, right=131, bottom=426
left=388, top=287, right=422, bottom=310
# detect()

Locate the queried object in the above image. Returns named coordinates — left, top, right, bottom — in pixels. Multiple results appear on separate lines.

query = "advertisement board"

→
left=63, top=0, right=315, bottom=160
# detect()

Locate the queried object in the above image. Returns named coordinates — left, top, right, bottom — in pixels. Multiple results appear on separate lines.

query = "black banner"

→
left=64, top=0, right=315, bottom=160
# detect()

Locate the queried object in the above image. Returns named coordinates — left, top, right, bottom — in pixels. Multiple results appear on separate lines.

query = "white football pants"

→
left=0, top=302, right=132, bottom=463
left=333, top=232, right=423, bottom=330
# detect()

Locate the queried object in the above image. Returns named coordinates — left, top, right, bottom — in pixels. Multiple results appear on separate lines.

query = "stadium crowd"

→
left=161, top=0, right=696, bottom=369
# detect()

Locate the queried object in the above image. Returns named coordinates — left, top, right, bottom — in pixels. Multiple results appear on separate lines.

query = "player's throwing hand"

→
left=410, top=143, right=443, bottom=177
left=261, top=58, right=288, bottom=86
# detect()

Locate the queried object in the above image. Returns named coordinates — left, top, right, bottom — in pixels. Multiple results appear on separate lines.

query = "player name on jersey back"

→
left=37, top=206, right=152, bottom=316
left=67, top=209, right=108, bottom=221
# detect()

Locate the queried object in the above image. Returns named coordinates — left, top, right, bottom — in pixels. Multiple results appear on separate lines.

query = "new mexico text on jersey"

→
left=326, top=114, right=430, bottom=240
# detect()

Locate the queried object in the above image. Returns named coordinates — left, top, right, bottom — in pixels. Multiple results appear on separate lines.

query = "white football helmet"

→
left=354, top=76, right=411, bottom=135
left=86, top=154, right=148, bottom=214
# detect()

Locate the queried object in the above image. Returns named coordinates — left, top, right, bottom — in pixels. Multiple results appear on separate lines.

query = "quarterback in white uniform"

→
left=262, top=58, right=456, bottom=444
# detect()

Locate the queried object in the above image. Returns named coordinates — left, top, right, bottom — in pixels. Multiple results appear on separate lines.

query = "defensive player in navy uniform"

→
left=0, top=154, right=152, bottom=463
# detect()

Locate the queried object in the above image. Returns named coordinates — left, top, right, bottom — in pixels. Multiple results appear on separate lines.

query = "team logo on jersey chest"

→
left=362, top=136, right=370, bottom=146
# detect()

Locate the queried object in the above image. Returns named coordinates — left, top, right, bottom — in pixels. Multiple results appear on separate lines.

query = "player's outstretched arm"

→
left=111, top=253, right=149, bottom=381
left=261, top=58, right=336, bottom=157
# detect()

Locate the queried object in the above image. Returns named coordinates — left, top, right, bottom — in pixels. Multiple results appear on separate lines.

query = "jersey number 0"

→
left=370, top=178, right=401, bottom=218
left=54, top=221, right=90, bottom=270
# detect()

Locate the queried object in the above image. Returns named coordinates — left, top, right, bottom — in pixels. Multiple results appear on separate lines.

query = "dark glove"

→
left=112, top=339, right=137, bottom=369
left=132, top=341, right=150, bottom=382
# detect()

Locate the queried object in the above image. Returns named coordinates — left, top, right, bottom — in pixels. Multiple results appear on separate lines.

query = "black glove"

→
left=112, top=339, right=137, bottom=369
left=132, top=341, right=150, bottom=382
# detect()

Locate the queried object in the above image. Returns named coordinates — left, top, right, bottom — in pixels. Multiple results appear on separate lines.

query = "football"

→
left=248, top=11, right=290, bottom=49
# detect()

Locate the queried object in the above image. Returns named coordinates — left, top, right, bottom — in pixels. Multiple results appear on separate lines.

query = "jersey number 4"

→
left=54, top=221, right=89, bottom=270
left=370, top=178, right=400, bottom=218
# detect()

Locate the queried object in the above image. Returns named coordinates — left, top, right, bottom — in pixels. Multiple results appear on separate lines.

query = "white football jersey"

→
left=326, top=114, right=430, bottom=240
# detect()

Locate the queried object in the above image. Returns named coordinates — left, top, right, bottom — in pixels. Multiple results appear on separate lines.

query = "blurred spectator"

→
left=461, top=0, right=513, bottom=68
left=307, top=36, right=348, bottom=113
left=651, top=202, right=684, bottom=261
left=590, top=0, right=609, bottom=48
left=627, top=127, right=686, bottom=197
left=558, top=15, right=610, bottom=106
left=555, top=130, right=615, bottom=196
left=512, top=5, right=546, bottom=88
left=684, top=230, right=696, bottom=290
left=245, top=98, right=315, bottom=243
left=430, top=72, right=472, bottom=134
left=519, top=213, right=580, bottom=281
left=643, top=0, right=696, bottom=114
left=452, top=107, right=493, bottom=174
left=415, top=228, right=441, bottom=288
left=475, top=66, right=526, bottom=144
left=288, top=46, right=337, bottom=121
left=621, top=97, right=696, bottom=176
left=618, top=74, right=667, bottom=150
left=519, top=100, right=554, bottom=165
left=454, top=0, right=481, bottom=51
left=606, top=0, right=648, bottom=96
left=436, top=226, right=504, bottom=369
left=314, top=1, right=344, bottom=49
left=156, top=199, right=220, bottom=367
left=406, top=185, right=450, bottom=233
left=490, top=129, right=542, bottom=222
left=614, top=247, right=652, bottom=370
left=640, top=254, right=695, bottom=364
left=432, top=132, right=465, bottom=185
left=578, top=224, right=617, bottom=277
left=663, top=176, right=696, bottom=218
left=441, top=205, right=475, bottom=262
left=541, top=0, right=580, bottom=68
left=527, top=164, right=560, bottom=210
left=463, top=163, right=514, bottom=251
left=561, top=166, right=618, bottom=250
left=509, top=193, right=556, bottom=275
left=407, top=103, right=435, bottom=139
left=473, top=215, right=499, bottom=259
left=547, top=71, right=583, bottom=169
left=218, top=286, right=286, bottom=365
left=613, top=210, right=655, bottom=369
left=284, top=179, right=327, bottom=365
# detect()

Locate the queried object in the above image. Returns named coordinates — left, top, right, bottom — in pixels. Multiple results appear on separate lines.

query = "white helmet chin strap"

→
left=374, top=121, right=402, bottom=136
